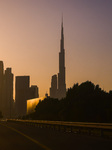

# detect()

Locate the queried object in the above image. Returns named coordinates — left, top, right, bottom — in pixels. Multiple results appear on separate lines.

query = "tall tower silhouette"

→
left=50, top=19, right=66, bottom=99
left=57, top=18, right=66, bottom=99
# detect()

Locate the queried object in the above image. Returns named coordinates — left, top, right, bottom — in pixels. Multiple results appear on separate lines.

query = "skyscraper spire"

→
left=58, top=17, right=66, bottom=99
left=50, top=18, right=66, bottom=100
left=61, top=15, right=64, bottom=52
left=61, top=15, right=63, bottom=36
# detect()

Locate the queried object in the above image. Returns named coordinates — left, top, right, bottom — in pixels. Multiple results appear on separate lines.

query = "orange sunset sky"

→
left=0, top=0, right=112, bottom=98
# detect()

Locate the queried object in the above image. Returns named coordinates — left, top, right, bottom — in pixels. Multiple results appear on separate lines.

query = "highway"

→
left=0, top=121, right=112, bottom=150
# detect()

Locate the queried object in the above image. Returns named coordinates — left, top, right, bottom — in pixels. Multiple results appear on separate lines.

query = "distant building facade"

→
left=50, top=20, right=66, bottom=99
left=2, top=68, right=13, bottom=118
left=15, top=76, right=39, bottom=117
left=50, top=75, right=57, bottom=98
left=28, top=85, right=39, bottom=99
left=0, top=61, right=14, bottom=118
left=0, top=61, right=4, bottom=111
left=0, top=61, right=39, bottom=118
left=15, top=76, right=30, bottom=117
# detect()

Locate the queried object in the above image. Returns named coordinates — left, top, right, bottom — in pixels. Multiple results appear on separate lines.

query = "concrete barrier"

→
left=7, top=119, right=112, bottom=138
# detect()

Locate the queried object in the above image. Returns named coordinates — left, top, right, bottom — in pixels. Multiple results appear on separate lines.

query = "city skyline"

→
left=0, top=0, right=112, bottom=97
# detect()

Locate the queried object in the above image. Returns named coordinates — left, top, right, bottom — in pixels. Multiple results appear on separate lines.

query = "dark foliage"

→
left=27, top=81, right=112, bottom=122
left=0, top=111, right=3, bottom=118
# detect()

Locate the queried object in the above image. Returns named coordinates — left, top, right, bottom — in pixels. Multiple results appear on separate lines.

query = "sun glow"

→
left=27, top=97, right=45, bottom=115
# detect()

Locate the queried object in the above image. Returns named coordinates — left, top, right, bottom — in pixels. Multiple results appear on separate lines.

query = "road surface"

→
left=0, top=121, right=112, bottom=150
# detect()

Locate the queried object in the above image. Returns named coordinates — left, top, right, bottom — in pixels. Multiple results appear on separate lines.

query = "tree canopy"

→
left=25, top=81, right=112, bottom=123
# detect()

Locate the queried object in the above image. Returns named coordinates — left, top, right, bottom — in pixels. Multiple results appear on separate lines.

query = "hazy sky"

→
left=0, top=0, right=112, bottom=98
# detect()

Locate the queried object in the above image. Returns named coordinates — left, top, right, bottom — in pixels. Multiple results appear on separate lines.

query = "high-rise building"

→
left=50, top=19, right=66, bottom=99
left=2, top=68, right=13, bottom=118
left=50, top=75, right=57, bottom=98
left=28, top=85, right=39, bottom=99
left=15, top=76, right=39, bottom=117
left=57, top=19, right=66, bottom=99
left=0, top=61, right=4, bottom=111
left=15, top=76, right=30, bottom=117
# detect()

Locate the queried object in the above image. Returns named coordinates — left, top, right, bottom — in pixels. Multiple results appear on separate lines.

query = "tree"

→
left=28, top=81, right=112, bottom=123
left=0, top=111, right=3, bottom=119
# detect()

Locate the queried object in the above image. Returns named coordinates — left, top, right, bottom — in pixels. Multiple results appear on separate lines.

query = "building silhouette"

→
left=2, top=68, right=13, bottom=118
left=0, top=61, right=4, bottom=111
left=50, top=75, right=57, bottom=98
left=28, top=85, right=39, bottom=99
left=15, top=76, right=39, bottom=117
left=50, top=19, right=66, bottom=99
left=0, top=61, right=14, bottom=118
left=0, top=61, right=39, bottom=118
left=58, top=19, right=66, bottom=99
left=15, top=76, right=30, bottom=117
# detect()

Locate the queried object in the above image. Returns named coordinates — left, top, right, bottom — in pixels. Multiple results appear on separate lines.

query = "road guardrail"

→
left=7, top=119, right=112, bottom=138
